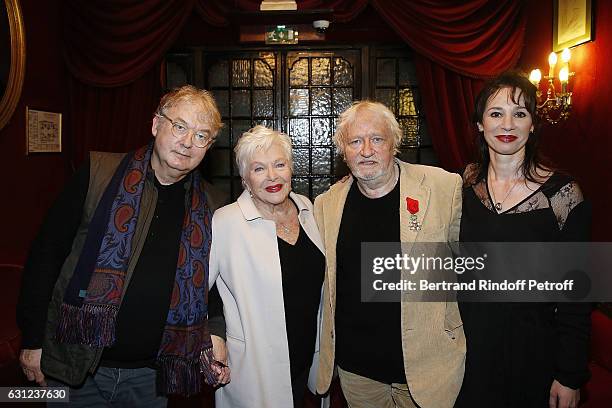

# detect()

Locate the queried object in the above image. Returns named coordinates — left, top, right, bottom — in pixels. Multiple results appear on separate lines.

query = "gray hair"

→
left=333, top=100, right=402, bottom=155
left=234, top=125, right=293, bottom=178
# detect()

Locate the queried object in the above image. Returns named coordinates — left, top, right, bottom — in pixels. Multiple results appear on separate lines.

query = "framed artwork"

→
left=553, top=0, right=593, bottom=52
left=0, top=0, right=26, bottom=131
left=26, top=107, right=62, bottom=153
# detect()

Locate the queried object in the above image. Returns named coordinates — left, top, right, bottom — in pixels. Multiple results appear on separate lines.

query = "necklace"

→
left=277, top=223, right=291, bottom=234
left=489, top=176, right=520, bottom=212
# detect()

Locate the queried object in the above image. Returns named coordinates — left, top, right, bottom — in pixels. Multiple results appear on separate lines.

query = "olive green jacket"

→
left=41, top=151, right=225, bottom=385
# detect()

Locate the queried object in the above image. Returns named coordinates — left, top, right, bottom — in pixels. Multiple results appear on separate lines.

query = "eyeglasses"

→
left=156, top=113, right=215, bottom=148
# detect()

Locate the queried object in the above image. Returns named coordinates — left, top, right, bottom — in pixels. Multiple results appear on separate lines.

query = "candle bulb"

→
left=559, top=66, right=569, bottom=93
left=529, top=69, right=542, bottom=87
left=548, top=52, right=557, bottom=77
left=561, top=48, right=571, bottom=77
left=561, top=48, right=571, bottom=63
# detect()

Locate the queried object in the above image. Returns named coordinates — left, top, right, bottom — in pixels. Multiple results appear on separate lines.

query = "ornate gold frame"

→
left=0, top=0, right=26, bottom=130
left=553, top=0, right=593, bottom=52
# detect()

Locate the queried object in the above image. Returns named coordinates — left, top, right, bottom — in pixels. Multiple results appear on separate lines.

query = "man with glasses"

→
left=17, top=85, right=229, bottom=407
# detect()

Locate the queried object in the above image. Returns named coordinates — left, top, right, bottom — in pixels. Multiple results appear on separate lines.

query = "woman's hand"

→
left=211, top=335, right=231, bottom=385
left=549, top=379, right=580, bottom=408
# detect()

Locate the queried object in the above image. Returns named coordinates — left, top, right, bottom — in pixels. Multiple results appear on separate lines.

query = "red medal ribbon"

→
left=406, top=197, right=419, bottom=214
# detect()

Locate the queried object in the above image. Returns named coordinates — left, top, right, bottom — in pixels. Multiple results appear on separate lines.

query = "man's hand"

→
left=211, top=335, right=230, bottom=385
left=549, top=379, right=580, bottom=408
left=19, top=349, right=46, bottom=386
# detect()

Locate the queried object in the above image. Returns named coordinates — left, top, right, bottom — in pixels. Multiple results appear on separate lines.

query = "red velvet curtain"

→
left=196, top=0, right=369, bottom=25
left=63, top=0, right=195, bottom=87
left=62, top=0, right=525, bottom=170
left=66, top=65, right=161, bottom=162
left=62, top=0, right=196, bottom=162
left=370, top=0, right=525, bottom=170
left=414, top=56, right=483, bottom=170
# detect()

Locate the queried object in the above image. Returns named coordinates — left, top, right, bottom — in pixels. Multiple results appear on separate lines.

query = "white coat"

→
left=209, top=190, right=325, bottom=408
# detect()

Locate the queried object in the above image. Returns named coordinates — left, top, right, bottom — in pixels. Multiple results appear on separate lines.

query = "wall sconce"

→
left=529, top=48, right=574, bottom=125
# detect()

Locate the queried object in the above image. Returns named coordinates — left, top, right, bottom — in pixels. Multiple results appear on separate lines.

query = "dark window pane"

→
left=232, top=120, right=252, bottom=146
left=215, top=121, right=230, bottom=147
left=212, top=90, right=229, bottom=117
left=398, top=148, right=418, bottom=164
left=399, top=58, right=418, bottom=86
left=167, top=61, right=189, bottom=89
left=293, top=148, right=309, bottom=175
left=207, top=149, right=231, bottom=176
left=312, top=148, right=332, bottom=175
left=208, top=60, right=229, bottom=87
left=333, top=57, right=353, bottom=86
left=289, top=118, right=309, bottom=146
left=289, top=89, right=309, bottom=116
left=419, top=147, right=439, bottom=166
left=289, top=58, right=309, bottom=86
left=420, top=119, right=432, bottom=146
left=253, top=90, right=273, bottom=117
left=333, top=88, right=353, bottom=115
left=312, top=177, right=331, bottom=197
left=254, top=59, right=274, bottom=87
left=232, top=90, right=251, bottom=117
left=312, top=58, right=331, bottom=85
left=376, top=58, right=396, bottom=87
left=232, top=178, right=244, bottom=198
left=312, top=88, right=331, bottom=116
left=312, top=118, right=331, bottom=145
left=292, top=177, right=309, bottom=196
left=210, top=177, right=231, bottom=196
left=232, top=59, right=251, bottom=87
left=375, top=89, right=396, bottom=112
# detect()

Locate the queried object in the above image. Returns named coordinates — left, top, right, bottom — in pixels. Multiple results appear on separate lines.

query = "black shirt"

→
left=101, top=176, right=185, bottom=367
left=277, top=218, right=325, bottom=380
left=335, top=180, right=405, bottom=384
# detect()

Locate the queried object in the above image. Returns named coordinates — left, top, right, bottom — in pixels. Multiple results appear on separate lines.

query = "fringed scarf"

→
left=55, top=143, right=217, bottom=395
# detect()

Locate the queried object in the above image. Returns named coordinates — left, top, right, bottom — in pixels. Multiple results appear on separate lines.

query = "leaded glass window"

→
left=165, top=47, right=435, bottom=201
left=373, top=49, right=437, bottom=166
left=203, top=52, right=278, bottom=200
left=287, top=51, right=358, bottom=198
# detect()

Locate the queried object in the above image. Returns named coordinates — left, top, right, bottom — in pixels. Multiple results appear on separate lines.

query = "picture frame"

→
left=26, top=107, right=62, bottom=154
left=553, top=0, right=593, bottom=52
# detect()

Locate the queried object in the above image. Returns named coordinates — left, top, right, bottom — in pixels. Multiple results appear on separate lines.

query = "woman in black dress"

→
left=456, top=72, right=591, bottom=408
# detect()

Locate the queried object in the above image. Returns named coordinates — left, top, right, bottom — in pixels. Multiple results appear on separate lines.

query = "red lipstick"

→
left=265, top=184, right=283, bottom=193
left=495, top=135, right=517, bottom=143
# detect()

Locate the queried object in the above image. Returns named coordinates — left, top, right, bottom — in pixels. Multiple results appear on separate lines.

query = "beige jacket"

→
left=313, top=159, right=465, bottom=408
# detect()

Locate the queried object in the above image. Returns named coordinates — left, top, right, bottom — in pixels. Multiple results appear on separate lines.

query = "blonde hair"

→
left=333, top=100, right=402, bottom=155
left=155, top=85, right=223, bottom=137
left=234, top=125, right=293, bottom=178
